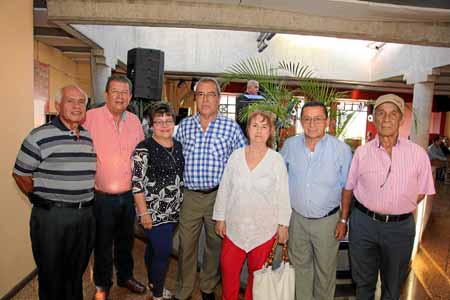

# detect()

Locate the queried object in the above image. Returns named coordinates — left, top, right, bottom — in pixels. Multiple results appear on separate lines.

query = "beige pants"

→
left=175, top=189, right=221, bottom=300
left=288, top=210, right=340, bottom=300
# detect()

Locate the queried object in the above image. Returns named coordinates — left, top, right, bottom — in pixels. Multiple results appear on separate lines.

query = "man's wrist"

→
left=339, top=218, right=348, bottom=224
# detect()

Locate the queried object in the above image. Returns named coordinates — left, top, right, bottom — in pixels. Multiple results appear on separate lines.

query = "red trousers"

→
left=220, top=235, right=276, bottom=300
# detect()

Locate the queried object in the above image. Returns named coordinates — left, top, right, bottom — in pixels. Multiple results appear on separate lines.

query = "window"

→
left=219, top=93, right=237, bottom=120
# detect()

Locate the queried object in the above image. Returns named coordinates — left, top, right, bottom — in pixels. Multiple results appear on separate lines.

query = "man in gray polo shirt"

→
left=13, top=85, right=96, bottom=300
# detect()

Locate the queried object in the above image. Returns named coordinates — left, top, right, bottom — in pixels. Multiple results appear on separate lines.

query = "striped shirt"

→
left=13, top=117, right=96, bottom=202
left=175, top=113, right=246, bottom=190
left=345, top=135, right=435, bottom=214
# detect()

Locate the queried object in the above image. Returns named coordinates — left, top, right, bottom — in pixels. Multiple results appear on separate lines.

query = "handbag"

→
left=253, top=241, right=295, bottom=300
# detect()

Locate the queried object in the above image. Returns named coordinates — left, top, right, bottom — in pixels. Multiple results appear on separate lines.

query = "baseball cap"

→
left=374, top=94, right=405, bottom=114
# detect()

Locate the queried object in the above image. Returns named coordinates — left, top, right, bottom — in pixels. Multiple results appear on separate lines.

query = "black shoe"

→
left=201, top=291, right=215, bottom=300
left=117, top=277, right=146, bottom=294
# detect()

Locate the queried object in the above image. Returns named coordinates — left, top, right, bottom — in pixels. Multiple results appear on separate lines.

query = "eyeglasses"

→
left=153, top=120, right=174, bottom=127
left=301, top=117, right=327, bottom=124
left=109, top=90, right=130, bottom=97
left=380, top=164, right=391, bottom=188
left=195, top=92, right=218, bottom=100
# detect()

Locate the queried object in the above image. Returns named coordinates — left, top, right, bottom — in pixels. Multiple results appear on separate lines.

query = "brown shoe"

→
left=118, top=277, right=146, bottom=294
left=93, top=289, right=109, bottom=300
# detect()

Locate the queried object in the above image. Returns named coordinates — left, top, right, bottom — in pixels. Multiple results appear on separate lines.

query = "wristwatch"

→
left=339, top=218, right=348, bottom=224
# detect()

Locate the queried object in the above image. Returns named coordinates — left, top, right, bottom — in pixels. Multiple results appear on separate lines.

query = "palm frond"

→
left=278, top=61, right=313, bottom=79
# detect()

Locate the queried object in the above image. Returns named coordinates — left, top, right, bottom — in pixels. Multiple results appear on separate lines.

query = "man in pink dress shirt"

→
left=343, top=94, right=435, bottom=300
left=84, top=75, right=145, bottom=300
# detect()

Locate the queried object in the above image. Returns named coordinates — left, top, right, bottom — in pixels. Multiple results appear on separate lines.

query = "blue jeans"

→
left=144, top=223, right=176, bottom=297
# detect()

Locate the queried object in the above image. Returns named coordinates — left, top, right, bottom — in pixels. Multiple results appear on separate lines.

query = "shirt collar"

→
left=300, top=133, right=328, bottom=148
left=52, top=116, right=84, bottom=132
left=102, top=104, right=127, bottom=122
left=193, top=112, right=223, bottom=123
left=374, top=134, right=401, bottom=149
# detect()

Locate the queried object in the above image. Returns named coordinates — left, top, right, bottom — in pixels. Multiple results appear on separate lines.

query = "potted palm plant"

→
left=221, top=57, right=353, bottom=149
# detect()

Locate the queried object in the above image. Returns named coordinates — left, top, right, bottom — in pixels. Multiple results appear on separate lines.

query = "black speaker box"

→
left=127, top=48, right=164, bottom=100
left=436, top=95, right=450, bottom=112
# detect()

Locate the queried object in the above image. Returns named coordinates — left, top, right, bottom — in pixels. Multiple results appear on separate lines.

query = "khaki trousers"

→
left=175, top=189, right=221, bottom=300
left=288, top=210, right=340, bottom=300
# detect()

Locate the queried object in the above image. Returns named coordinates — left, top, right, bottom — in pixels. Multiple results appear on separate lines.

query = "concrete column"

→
left=92, top=64, right=110, bottom=105
left=409, top=81, right=435, bottom=149
left=90, top=50, right=110, bottom=105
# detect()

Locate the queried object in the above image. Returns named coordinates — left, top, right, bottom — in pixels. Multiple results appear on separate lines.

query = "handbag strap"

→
left=265, top=240, right=290, bottom=267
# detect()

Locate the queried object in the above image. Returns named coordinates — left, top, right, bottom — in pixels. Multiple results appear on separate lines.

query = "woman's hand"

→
left=215, top=220, right=226, bottom=238
left=277, top=225, right=289, bottom=245
left=140, top=214, right=153, bottom=230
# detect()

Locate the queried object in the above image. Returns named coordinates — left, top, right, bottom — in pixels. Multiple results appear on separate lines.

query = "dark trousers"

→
left=93, top=191, right=136, bottom=289
left=30, top=205, right=95, bottom=300
left=144, top=223, right=176, bottom=297
left=349, top=208, right=415, bottom=300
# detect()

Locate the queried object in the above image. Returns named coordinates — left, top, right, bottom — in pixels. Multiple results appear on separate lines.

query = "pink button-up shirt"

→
left=84, top=105, right=144, bottom=194
left=345, top=136, right=435, bottom=214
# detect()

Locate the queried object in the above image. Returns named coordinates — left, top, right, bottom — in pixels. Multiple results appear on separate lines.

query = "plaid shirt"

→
left=175, top=113, right=246, bottom=190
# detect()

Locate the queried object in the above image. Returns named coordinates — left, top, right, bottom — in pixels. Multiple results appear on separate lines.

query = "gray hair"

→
left=55, top=85, right=88, bottom=106
left=247, top=80, right=259, bottom=88
left=194, top=77, right=221, bottom=96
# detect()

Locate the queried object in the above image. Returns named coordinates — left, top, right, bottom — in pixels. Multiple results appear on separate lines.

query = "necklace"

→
left=152, top=137, right=177, bottom=165
left=162, top=145, right=177, bottom=165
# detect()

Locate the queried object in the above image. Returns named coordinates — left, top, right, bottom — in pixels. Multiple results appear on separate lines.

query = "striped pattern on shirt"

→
left=175, top=113, right=246, bottom=190
left=13, top=117, right=96, bottom=202
left=345, top=136, right=435, bottom=214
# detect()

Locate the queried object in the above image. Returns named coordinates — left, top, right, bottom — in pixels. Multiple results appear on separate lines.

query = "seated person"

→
left=428, top=136, right=448, bottom=181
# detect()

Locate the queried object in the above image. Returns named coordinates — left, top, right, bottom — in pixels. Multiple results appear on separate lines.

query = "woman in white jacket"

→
left=213, top=110, right=292, bottom=300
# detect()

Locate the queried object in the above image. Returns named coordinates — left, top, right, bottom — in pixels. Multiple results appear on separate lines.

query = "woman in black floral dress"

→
left=131, top=102, right=184, bottom=300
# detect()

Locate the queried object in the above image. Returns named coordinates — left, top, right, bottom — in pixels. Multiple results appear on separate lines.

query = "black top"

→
left=131, top=137, right=184, bottom=226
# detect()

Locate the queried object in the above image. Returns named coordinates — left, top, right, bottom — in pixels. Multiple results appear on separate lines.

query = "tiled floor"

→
left=9, top=183, right=450, bottom=300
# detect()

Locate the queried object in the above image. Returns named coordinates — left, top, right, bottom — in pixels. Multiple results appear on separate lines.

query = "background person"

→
left=12, top=85, right=96, bottom=300
left=213, top=110, right=291, bottom=300
left=131, top=102, right=184, bottom=300
left=236, top=80, right=265, bottom=136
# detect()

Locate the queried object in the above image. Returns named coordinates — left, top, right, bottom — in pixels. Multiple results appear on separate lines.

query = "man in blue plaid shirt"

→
left=174, top=77, right=246, bottom=300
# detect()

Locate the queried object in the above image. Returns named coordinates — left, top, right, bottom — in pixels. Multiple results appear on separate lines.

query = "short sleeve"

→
left=417, top=150, right=436, bottom=195
left=344, top=148, right=360, bottom=191
left=13, top=132, right=42, bottom=176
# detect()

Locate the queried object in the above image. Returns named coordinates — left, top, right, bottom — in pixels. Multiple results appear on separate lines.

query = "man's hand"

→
left=277, top=225, right=289, bottom=245
left=215, top=220, right=226, bottom=238
left=140, top=214, right=153, bottom=230
left=335, top=222, right=347, bottom=241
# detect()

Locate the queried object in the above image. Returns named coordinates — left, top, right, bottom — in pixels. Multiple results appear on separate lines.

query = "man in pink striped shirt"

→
left=84, top=75, right=145, bottom=300
left=343, top=94, right=435, bottom=300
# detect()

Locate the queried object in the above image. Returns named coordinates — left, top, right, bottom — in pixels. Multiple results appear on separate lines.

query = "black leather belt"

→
left=190, top=186, right=219, bottom=194
left=29, top=193, right=94, bottom=210
left=355, top=200, right=411, bottom=223
left=305, top=206, right=340, bottom=220
left=94, top=190, right=132, bottom=197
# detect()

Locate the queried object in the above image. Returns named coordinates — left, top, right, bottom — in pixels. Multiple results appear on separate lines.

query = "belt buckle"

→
left=78, top=202, right=83, bottom=209
left=384, top=215, right=389, bottom=223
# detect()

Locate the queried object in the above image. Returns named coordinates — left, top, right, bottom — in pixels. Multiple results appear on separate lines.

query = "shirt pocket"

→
left=209, top=134, right=229, bottom=160
left=183, top=133, right=198, bottom=157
